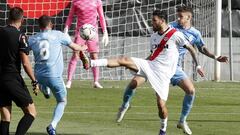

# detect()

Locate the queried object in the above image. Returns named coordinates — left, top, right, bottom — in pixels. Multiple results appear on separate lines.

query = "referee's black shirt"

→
left=0, top=25, right=29, bottom=74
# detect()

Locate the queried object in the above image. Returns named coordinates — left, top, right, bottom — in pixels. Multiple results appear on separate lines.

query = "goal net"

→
left=0, top=0, right=217, bottom=81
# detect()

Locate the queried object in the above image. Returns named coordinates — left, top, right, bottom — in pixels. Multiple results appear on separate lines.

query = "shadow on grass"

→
left=125, top=118, right=240, bottom=123
left=10, top=133, right=91, bottom=135
left=189, top=119, right=240, bottom=123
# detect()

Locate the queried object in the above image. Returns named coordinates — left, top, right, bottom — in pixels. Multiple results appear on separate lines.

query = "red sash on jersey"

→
left=149, top=28, right=177, bottom=61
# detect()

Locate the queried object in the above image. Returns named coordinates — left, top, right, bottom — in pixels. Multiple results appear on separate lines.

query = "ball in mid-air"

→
left=80, top=24, right=97, bottom=40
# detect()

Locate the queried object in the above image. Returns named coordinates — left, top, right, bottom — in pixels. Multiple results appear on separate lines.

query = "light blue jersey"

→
left=28, top=30, right=72, bottom=77
left=170, top=22, right=205, bottom=85
left=170, top=21, right=205, bottom=67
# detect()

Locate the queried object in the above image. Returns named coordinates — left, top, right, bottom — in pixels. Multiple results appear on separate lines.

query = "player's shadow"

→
left=125, top=118, right=240, bottom=123
left=11, top=133, right=91, bottom=135
left=190, top=119, right=240, bottom=123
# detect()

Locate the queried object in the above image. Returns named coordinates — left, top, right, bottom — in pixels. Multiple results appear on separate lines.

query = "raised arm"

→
left=64, top=3, right=76, bottom=33
left=198, top=46, right=228, bottom=63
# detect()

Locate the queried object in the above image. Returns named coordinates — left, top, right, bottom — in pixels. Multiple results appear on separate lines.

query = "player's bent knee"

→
left=188, top=89, right=195, bottom=95
left=179, top=79, right=195, bottom=95
left=25, top=104, right=37, bottom=118
left=118, top=56, right=131, bottom=64
left=0, top=114, right=11, bottom=121
left=156, top=96, right=167, bottom=109
left=57, top=99, right=67, bottom=105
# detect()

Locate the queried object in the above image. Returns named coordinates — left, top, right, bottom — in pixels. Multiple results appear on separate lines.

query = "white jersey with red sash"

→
left=131, top=27, right=189, bottom=101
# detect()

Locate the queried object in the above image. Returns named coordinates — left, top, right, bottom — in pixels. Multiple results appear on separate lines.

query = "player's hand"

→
left=102, top=30, right=109, bottom=46
left=196, top=65, right=205, bottom=77
left=64, top=26, right=69, bottom=34
left=81, top=44, right=88, bottom=51
left=31, top=80, right=39, bottom=96
left=216, top=56, right=228, bottom=63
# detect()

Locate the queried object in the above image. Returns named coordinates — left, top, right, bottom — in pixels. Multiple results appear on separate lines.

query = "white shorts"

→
left=131, top=57, right=174, bottom=101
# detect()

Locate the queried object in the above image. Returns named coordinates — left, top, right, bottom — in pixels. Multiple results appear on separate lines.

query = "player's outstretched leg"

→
left=177, top=79, right=195, bottom=135
left=90, top=57, right=138, bottom=71
left=79, top=51, right=90, bottom=70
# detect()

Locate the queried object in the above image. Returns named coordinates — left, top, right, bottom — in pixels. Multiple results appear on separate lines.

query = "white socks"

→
left=91, top=59, right=108, bottom=67
left=160, top=117, right=168, bottom=132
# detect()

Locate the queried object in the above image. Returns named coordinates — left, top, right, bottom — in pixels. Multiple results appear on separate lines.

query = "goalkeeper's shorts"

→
left=74, top=33, right=99, bottom=53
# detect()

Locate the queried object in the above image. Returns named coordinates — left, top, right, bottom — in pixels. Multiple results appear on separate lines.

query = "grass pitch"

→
left=9, top=81, right=240, bottom=135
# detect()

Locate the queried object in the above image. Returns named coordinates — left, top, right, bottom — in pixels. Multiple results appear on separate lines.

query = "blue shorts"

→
left=170, top=66, right=188, bottom=86
left=36, top=75, right=67, bottom=102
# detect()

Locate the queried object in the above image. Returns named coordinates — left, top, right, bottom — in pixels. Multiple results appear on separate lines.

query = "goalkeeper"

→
left=0, top=7, right=38, bottom=135
left=64, top=0, right=109, bottom=89
left=28, top=15, right=87, bottom=135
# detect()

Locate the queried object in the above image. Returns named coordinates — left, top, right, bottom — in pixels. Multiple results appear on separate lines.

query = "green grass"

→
left=9, top=81, right=240, bottom=135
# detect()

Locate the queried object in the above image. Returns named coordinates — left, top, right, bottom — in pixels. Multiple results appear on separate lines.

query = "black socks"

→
left=0, top=120, right=10, bottom=135
left=15, top=113, right=35, bottom=135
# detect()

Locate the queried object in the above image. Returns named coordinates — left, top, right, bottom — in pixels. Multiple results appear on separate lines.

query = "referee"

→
left=0, top=7, right=38, bottom=135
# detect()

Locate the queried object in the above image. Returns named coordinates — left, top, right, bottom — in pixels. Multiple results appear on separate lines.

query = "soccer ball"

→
left=79, top=24, right=96, bottom=40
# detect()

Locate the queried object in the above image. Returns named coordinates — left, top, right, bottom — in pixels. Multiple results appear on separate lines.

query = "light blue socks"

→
left=121, top=86, right=136, bottom=108
left=51, top=101, right=66, bottom=129
left=180, top=94, right=195, bottom=123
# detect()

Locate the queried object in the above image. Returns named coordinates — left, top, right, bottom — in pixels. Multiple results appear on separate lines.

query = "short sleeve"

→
left=194, top=32, right=205, bottom=50
left=57, top=31, right=72, bottom=46
left=150, top=34, right=156, bottom=53
left=19, top=33, right=30, bottom=55
left=175, top=31, right=189, bottom=47
left=28, top=35, right=34, bottom=50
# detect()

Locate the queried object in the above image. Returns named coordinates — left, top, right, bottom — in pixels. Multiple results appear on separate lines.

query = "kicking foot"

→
left=116, top=104, right=130, bottom=123
left=66, top=80, right=72, bottom=89
left=93, top=82, right=103, bottom=89
left=177, top=121, right=192, bottom=135
left=46, top=124, right=56, bottom=135
left=79, top=51, right=90, bottom=70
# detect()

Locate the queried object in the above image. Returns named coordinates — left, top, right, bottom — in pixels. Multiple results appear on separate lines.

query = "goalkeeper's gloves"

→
left=64, top=26, right=69, bottom=34
left=31, top=80, right=39, bottom=96
left=102, top=30, right=109, bottom=46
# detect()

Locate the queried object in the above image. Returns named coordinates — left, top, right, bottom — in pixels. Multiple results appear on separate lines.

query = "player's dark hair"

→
left=38, top=15, right=52, bottom=29
left=177, top=5, right=193, bottom=15
left=8, top=7, right=24, bottom=22
left=152, top=9, right=168, bottom=23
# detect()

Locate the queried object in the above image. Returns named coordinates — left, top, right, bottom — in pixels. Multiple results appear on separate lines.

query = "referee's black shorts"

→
left=0, top=73, right=33, bottom=108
